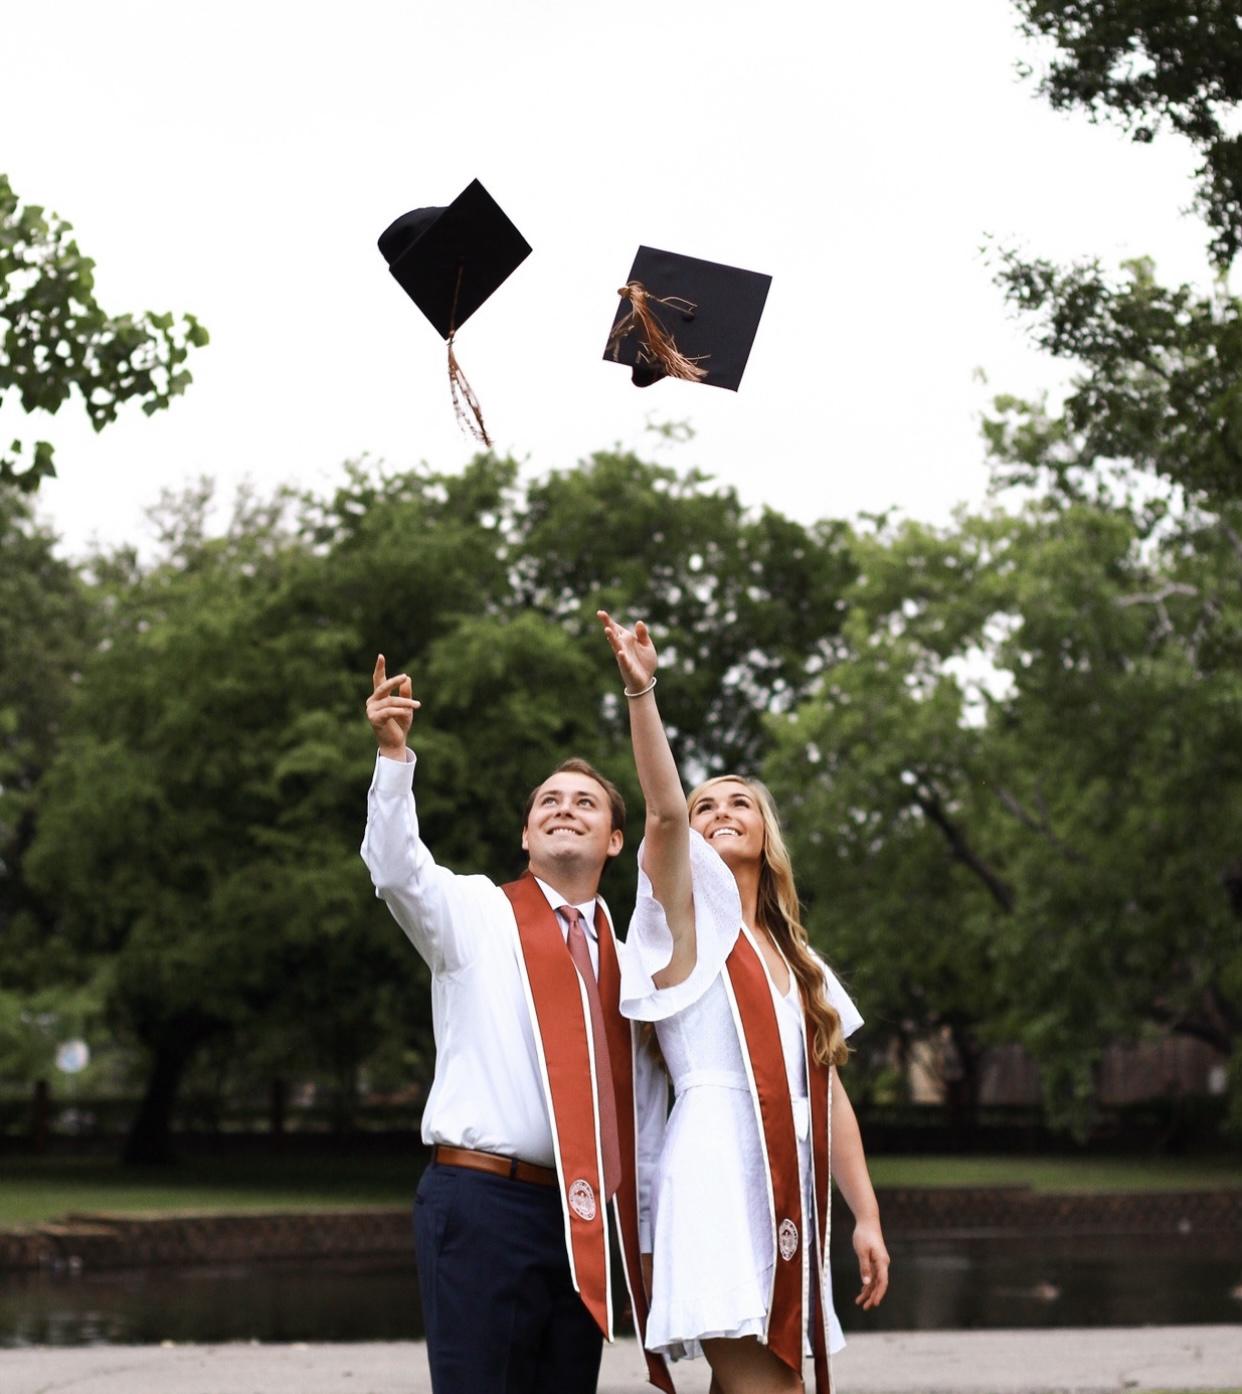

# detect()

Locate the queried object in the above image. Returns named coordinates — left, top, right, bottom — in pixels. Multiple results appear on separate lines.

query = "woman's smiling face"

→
left=689, top=778, right=765, bottom=867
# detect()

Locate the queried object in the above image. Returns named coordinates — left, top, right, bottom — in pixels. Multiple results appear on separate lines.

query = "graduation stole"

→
left=503, top=874, right=675, bottom=1394
left=724, top=925, right=834, bottom=1392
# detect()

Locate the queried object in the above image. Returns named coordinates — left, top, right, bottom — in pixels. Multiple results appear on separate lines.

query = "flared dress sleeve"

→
left=819, top=957, right=864, bottom=1039
left=619, top=827, right=742, bottom=1021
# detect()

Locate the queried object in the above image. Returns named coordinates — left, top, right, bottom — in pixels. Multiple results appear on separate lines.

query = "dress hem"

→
left=647, top=1325, right=847, bottom=1363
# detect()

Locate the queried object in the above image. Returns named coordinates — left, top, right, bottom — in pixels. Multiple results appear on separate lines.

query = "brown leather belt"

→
left=431, top=1143, right=558, bottom=1188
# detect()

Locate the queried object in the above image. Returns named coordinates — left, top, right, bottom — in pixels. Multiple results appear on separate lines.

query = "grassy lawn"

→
left=0, top=1152, right=420, bottom=1226
left=867, top=1152, right=1242, bottom=1192
left=0, top=1150, right=1238, bottom=1227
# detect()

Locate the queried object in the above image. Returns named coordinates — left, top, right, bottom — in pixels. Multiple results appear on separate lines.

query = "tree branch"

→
left=1204, top=984, right=1240, bottom=1044
left=1219, top=521, right=1242, bottom=567
left=913, top=785, right=1016, bottom=914
left=1115, top=583, right=1198, bottom=640
left=1147, top=998, right=1233, bottom=1057
left=995, top=783, right=1087, bottom=863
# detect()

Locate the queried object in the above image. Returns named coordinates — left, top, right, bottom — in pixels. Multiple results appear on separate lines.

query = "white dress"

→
left=620, top=829, right=863, bottom=1362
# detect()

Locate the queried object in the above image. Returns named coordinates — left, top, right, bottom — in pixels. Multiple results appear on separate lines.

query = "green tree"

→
left=986, top=252, right=1242, bottom=505
left=0, top=486, right=100, bottom=1092
left=22, top=450, right=862, bottom=1160
left=764, top=512, right=1020, bottom=1128
left=986, top=497, right=1242, bottom=1127
left=23, top=481, right=369, bottom=1161
left=517, top=451, right=858, bottom=776
left=767, top=494, right=1242, bottom=1134
left=1014, top=0, right=1242, bottom=267
left=18, top=457, right=631, bottom=1160
left=1001, top=2, right=1242, bottom=507
left=0, top=173, right=208, bottom=492
left=976, top=14, right=1242, bottom=1133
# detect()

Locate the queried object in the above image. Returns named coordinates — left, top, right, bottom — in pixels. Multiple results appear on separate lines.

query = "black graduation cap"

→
left=378, top=180, right=531, bottom=445
left=379, top=179, right=532, bottom=338
left=604, top=246, right=772, bottom=391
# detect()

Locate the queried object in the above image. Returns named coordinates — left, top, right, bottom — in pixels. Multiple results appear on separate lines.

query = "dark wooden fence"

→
left=1, top=1087, right=1230, bottom=1155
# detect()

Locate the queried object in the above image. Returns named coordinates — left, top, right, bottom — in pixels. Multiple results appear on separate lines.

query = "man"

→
left=361, top=654, right=673, bottom=1394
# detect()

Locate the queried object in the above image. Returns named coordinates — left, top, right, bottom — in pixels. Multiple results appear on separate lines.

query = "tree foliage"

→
left=987, top=253, right=1242, bottom=505
left=767, top=492, right=1242, bottom=1134
left=23, top=483, right=368, bottom=1160
left=10, top=442, right=1242, bottom=1150
left=0, top=174, right=208, bottom=492
left=1002, top=3, right=1242, bottom=508
left=19, top=452, right=855, bottom=1160
left=0, top=485, right=101, bottom=1064
left=1014, top=0, right=1242, bottom=266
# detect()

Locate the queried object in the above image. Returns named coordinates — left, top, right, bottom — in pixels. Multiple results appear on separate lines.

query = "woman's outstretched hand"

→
left=366, top=653, right=420, bottom=759
left=597, top=610, right=658, bottom=694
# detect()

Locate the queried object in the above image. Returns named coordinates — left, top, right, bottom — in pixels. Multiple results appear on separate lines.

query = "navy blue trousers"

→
left=414, top=1162, right=604, bottom=1394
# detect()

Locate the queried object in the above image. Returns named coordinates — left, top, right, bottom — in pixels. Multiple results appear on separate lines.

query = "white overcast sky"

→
left=4, top=0, right=1216, bottom=559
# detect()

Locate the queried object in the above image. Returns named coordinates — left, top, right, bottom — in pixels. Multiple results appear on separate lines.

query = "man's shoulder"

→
left=452, top=870, right=520, bottom=911
left=428, top=874, right=521, bottom=973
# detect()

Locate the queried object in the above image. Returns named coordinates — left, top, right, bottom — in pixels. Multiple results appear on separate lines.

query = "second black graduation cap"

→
left=604, top=246, right=772, bottom=391
left=378, top=178, right=531, bottom=338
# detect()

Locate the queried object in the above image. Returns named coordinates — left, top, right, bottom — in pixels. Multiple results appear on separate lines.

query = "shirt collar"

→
left=532, top=875, right=599, bottom=939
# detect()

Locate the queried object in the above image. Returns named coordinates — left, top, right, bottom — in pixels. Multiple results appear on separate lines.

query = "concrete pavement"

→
left=2, top=1328, right=1241, bottom=1393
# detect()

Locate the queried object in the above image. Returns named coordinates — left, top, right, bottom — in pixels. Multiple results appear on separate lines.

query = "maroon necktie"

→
left=561, top=905, right=622, bottom=1200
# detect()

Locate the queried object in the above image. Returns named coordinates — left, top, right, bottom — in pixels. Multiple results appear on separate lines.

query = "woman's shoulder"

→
left=809, top=949, right=865, bottom=1038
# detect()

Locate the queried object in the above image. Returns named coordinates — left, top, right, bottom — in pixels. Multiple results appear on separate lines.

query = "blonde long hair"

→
left=689, top=774, right=849, bottom=1069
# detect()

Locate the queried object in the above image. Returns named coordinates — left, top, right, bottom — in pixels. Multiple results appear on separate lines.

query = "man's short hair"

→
left=524, top=758, right=627, bottom=833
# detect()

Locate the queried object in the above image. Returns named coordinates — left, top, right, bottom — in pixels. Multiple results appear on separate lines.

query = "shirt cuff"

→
left=371, top=747, right=416, bottom=793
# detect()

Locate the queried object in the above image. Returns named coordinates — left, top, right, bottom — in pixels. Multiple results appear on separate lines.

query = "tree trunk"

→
left=943, top=1022, right=983, bottom=1145
left=269, top=1077, right=287, bottom=1153
left=122, top=1035, right=201, bottom=1165
left=30, top=1079, right=49, bottom=1154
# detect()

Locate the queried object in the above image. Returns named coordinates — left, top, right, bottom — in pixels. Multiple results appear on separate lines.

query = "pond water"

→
left=2, top=1233, right=1239, bottom=1347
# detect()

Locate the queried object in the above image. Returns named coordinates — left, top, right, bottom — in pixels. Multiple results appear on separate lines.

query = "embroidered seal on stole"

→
left=568, top=1178, right=597, bottom=1221
left=779, top=1217, right=799, bottom=1262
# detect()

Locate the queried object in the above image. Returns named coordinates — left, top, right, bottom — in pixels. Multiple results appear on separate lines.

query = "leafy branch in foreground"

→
left=1014, top=0, right=1242, bottom=268
left=985, top=252, right=1242, bottom=506
left=0, top=173, right=208, bottom=492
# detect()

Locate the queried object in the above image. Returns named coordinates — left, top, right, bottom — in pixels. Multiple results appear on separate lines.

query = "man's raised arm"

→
left=360, top=653, right=478, bottom=975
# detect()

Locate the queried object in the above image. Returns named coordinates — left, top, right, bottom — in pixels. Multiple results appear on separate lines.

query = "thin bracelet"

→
left=624, top=675, right=658, bottom=699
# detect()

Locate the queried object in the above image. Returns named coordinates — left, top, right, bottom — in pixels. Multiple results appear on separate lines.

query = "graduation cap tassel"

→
left=608, top=281, right=708, bottom=383
left=447, top=264, right=493, bottom=448
left=447, top=337, right=491, bottom=447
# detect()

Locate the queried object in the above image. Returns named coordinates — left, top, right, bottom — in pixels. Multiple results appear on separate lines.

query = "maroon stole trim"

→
left=807, top=1026, right=833, bottom=1394
left=597, top=912, right=676, bottom=1394
left=724, top=930, right=803, bottom=1374
left=726, top=931, right=835, bottom=1392
left=503, top=875, right=675, bottom=1393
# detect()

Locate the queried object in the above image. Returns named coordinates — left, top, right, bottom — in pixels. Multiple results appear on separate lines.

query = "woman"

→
left=598, top=611, right=889, bottom=1394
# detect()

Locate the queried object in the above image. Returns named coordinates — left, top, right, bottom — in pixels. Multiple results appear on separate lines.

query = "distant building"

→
left=904, top=1030, right=1228, bottom=1107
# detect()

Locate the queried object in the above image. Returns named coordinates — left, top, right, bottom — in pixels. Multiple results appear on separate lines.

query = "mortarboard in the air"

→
left=604, top=246, right=772, bottom=391
left=378, top=179, right=532, bottom=445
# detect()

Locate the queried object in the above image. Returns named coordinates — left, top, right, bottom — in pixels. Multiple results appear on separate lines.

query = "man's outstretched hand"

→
left=367, top=654, right=419, bottom=759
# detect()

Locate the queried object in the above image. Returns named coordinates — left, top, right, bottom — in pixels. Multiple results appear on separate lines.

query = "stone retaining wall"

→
left=869, top=1185, right=1242, bottom=1236
left=0, top=1207, right=411, bottom=1272
left=2, top=1188, right=1240, bottom=1272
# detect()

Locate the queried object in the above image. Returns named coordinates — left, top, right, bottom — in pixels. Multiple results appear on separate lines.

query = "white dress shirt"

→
left=361, top=750, right=667, bottom=1240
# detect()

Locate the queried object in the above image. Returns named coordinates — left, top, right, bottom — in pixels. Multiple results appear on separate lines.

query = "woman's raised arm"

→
left=597, top=611, right=696, bottom=983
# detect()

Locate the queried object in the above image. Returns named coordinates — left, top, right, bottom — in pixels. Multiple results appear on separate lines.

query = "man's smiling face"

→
left=522, top=771, right=623, bottom=876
